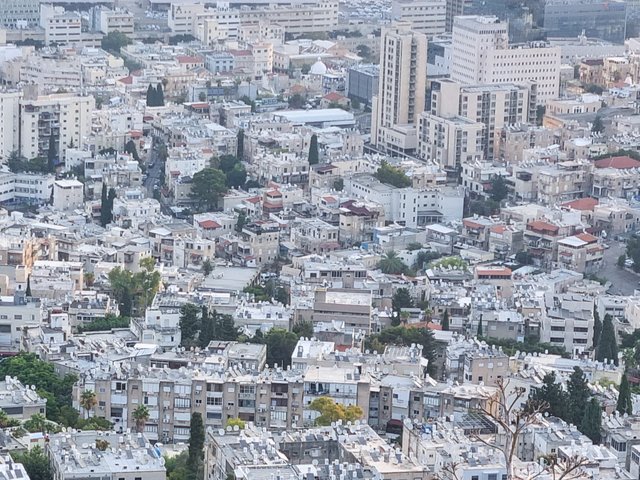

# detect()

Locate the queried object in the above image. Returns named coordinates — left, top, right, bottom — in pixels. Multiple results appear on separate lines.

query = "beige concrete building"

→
left=371, top=22, right=427, bottom=156
left=451, top=16, right=561, bottom=104
left=44, top=13, right=82, bottom=46
left=425, top=79, right=536, bottom=161
left=312, top=288, right=372, bottom=332
left=417, top=113, right=484, bottom=172
left=53, top=179, right=84, bottom=212
left=0, top=91, right=21, bottom=162
left=391, top=0, right=446, bottom=37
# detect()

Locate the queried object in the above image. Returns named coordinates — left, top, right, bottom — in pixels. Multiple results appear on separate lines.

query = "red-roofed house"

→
left=557, top=232, right=603, bottom=273
left=524, top=219, right=565, bottom=268
left=320, top=92, right=350, bottom=109
left=594, top=156, right=640, bottom=169
left=176, top=55, right=205, bottom=69
left=193, top=213, right=236, bottom=239
left=562, top=197, right=599, bottom=211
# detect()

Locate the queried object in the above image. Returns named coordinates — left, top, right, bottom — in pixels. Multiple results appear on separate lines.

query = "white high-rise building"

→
left=0, top=91, right=22, bottom=162
left=371, top=22, right=427, bottom=156
left=391, top=0, right=446, bottom=38
left=451, top=16, right=561, bottom=103
left=0, top=0, right=40, bottom=28
left=20, top=94, right=94, bottom=161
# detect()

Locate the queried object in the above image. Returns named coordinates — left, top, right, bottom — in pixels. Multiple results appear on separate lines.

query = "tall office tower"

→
left=544, top=0, right=627, bottom=45
left=391, top=0, right=447, bottom=37
left=451, top=16, right=561, bottom=103
left=371, top=22, right=428, bottom=156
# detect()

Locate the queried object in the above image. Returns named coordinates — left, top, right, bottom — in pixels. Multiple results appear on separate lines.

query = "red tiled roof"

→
left=118, top=75, right=133, bottom=85
left=266, top=190, right=282, bottom=197
left=527, top=220, right=559, bottom=233
left=490, top=225, right=506, bottom=234
left=129, top=130, right=143, bottom=139
left=594, top=156, right=640, bottom=169
left=576, top=232, right=598, bottom=243
left=246, top=196, right=261, bottom=204
left=199, top=220, right=221, bottom=229
left=562, top=197, right=598, bottom=211
left=323, top=92, right=345, bottom=102
left=476, top=266, right=512, bottom=276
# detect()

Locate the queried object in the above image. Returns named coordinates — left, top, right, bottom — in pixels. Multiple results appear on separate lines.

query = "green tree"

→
left=617, top=254, right=626, bottom=268
left=12, top=446, right=52, bottom=480
left=179, top=303, right=201, bottom=348
left=199, top=306, right=214, bottom=348
left=309, top=397, right=363, bottom=426
left=188, top=412, right=205, bottom=480
left=156, top=83, right=165, bottom=106
left=125, top=139, right=140, bottom=162
left=392, top=288, right=413, bottom=323
left=146, top=84, right=156, bottom=106
left=0, top=409, right=20, bottom=428
left=592, top=115, right=604, bottom=133
left=333, top=178, right=344, bottom=191
left=477, top=318, right=483, bottom=337
left=235, top=211, right=247, bottom=232
left=132, top=405, right=150, bottom=433
left=406, top=242, right=423, bottom=251
left=25, top=275, right=32, bottom=297
left=292, top=321, right=314, bottom=338
left=364, top=326, right=437, bottom=376
left=108, top=259, right=160, bottom=316
left=237, top=129, right=244, bottom=159
left=374, top=161, right=411, bottom=188
left=80, top=390, right=97, bottom=419
left=356, top=44, right=373, bottom=61
left=226, top=164, right=247, bottom=188
left=166, top=452, right=190, bottom=480
left=101, top=31, right=132, bottom=53
left=202, top=259, right=213, bottom=276
left=47, top=135, right=57, bottom=172
left=377, top=251, right=410, bottom=275
left=77, top=315, right=129, bottom=333
left=190, top=168, right=227, bottom=212
left=596, top=314, right=618, bottom=365
left=23, top=413, right=49, bottom=433
left=442, top=310, right=450, bottom=331
left=263, top=328, right=299, bottom=368
left=288, top=94, right=305, bottom=109
left=580, top=398, right=602, bottom=443
left=226, top=418, right=246, bottom=429
left=217, top=311, right=240, bottom=341
left=617, top=374, right=633, bottom=415
left=567, top=367, right=590, bottom=426
left=100, top=183, right=109, bottom=227
left=527, top=372, right=568, bottom=419
left=593, top=306, right=602, bottom=349
left=490, top=175, right=508, bottom=203
left=106, top=188, right=116, bottom=225
left=308, top=134, right=319, bottom=165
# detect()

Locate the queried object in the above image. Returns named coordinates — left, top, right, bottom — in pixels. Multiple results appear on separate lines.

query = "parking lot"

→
left=601, top=241, right=640, bottom=296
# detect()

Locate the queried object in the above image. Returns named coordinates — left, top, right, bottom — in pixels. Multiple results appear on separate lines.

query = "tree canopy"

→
left=374, top=161, right=411, bottom=188
left=101, top=32, right=132, bottom=53
left=108, top=258, right=161, bottom=317
left=595, top=314, right=619, bottom=365
left=190, top=168, right=227, bottom=212
left=365, top=326, right=436, bottom=376
left=309, top=397, right=363, bottom=426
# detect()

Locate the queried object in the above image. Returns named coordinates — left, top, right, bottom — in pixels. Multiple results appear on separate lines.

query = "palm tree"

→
left=132, top=405, right=150, bottom=433
left=80, top=390, right=97, bottom=419
left=24, top=413, right=47, bottom=433
left=377, top=251, right=407, bottom=274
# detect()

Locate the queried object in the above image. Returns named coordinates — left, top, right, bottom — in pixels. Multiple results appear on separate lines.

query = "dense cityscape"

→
left=0, top=0, right=638, bottom=479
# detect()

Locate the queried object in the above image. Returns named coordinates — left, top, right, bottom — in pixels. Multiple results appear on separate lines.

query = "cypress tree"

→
left=593, top=305, right=602, bottom=349
left=567, top=366, right=590, bottom=426
left=200, top=306, right=213, bottom=348
left=188, top=412, right=205, bottom=479
left=106, top=188, right=117, bottom=225
left=237, top=129, right=244, bottom=159
left=100, top=183, right=109, bottom=227
left=442, top=310, right=450, bottom=331
left=47, top=135, right=57, bottom=173
left=617, top=374, right=633, bottom=415
left=596, top=314, right=618, bottom=365
left=156, top=83, right=165, bottom=106
left=528, top=372, right=569, bottom=420
left=580, top=398, right=602, bottom=443
left=146, top=84, right=155, bottom=106
left=25, top=275, right=32, bottom=297
left=308, top=134, right=319, bottom=165
left=477, top=318, right=483, bottom=337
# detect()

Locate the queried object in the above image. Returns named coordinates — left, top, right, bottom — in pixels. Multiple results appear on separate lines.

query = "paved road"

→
left=601, top=241, right=640, bottom=295
left=144, top=147, right=163, bottom=198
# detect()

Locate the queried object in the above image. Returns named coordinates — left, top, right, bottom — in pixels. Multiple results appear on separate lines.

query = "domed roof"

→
left=310, top=58, right=327, bottom=76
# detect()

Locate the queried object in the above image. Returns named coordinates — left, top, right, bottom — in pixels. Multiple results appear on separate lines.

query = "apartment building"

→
left=93, top=8, right=134, bottom=35
left=371, top=22, right=428, bottom=156
left=0, top=91, right=21, bottom=162
left=47, top=431, right=166, bottom=480
left=20, top=94, right=94, bottom=161
left=543, top=0, right=627, bottom=44
left=417, top=114, right=484, bottom=172
left=424, top=79, right=536, bottom=161
left=451, top=16, right=561, bottom=104
left=540, top=293, right=594, bottom=356
left=0, top=291, right=42, bottom=353
left=0, top=376, right=47, bottom=418
left=347, top=64, right=380, bottom=108
left=53, top=179, right=84, bottom=211
left=289, top=218, right=339, bottom=255
left=391, top=0, right=446, bottom=37
left=556, top=232, right=604, bottom=274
